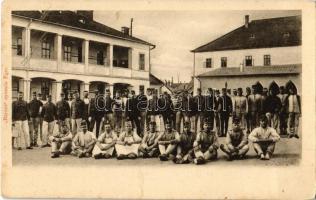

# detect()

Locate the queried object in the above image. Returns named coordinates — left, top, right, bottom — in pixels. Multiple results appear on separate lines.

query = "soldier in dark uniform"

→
left=220, top=117, right=249, bottom=161
left=160, top=92, right=174, bottom=132
left=125, top=90, right=141, bottom=135
left=158, top=121, right=180, bottom=161
left=265, top=88, right=282, bottom=131
left=56, top=92, right=71, bottom=133
left=89, top=90, right=105, bottom=138
left=194, top=88, right=205, bottom=133
left=82, top=90, right=90, bottom=129
left=70, top=91, right=85, bottom=136
left=245, top=87, right=251, bottom=133
left=173, top=121, right=195, bottom=164
left=136, top=88, right=148, bottom=135
left=28, top=91, right=43, bottom=147
left=192, top=119, right=219, bottom=164
left=204, top=88, right=215, bottom=130
left=41, top=95, right=57, bottom=148
left=218, top=88, right=233, bottom=137
left=248, top=85, right=262, bottom=130
left=278, top=86, right=288, bottom=135
left=103, top=89, right=114, bottom=130
left=233, top=88, right=248, bottom=130
left=260, top=88, right=269, bottom=117
left=214, top=89, right=221, bottom=135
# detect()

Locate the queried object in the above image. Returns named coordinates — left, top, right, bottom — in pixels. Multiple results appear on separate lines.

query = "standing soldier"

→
left=192, top=120, right=219, bottom=165
left=139, top=121, right=162, bottom=158
left=125, top=90, right=141, bottom=134
left=286, top=87, right=301, bottom=138
left=278, top=86, right=288, bottom=135
left=158, top=121, right=180, bottom=161
left=82, top=90, right=90, bottom=129
left=260, top=88, right=269, bottom=117
left=160, top=92, right=174, bottom=132
left=214, top=89, right=221, bottom=135
left=67, top=92, right=73, bottom=108
left=113, top=91, right=124, bottom=133
left=194, top=88, right=205, bottom=134
left=265, top=88, right=282, bottom=131
left=12, top=92, right=32, bottom=150
left=71, top=91, right=84, bottom=136
left=28, top=92, right=43, bottom=147
left=248, top=85, right=262, bottom=130
left=137, top=88, right=148, bottom=135
left=231, top=88, right=237, bottom=118
left=103, top=89, right=114, bottom=130
left=233, top=88, right=248, bottom=130
left=89, top=90, right=105, bottom=138
left=220, top=117, right=249, bottom=161
left=41, top=95, right=57, bottom=148
left=147, top=90, right=162, bottom=132
left=38, top=93, right=46, bottom=144
left=245, top=87, right=251, bottom=134
left=204, top=88, right=215, bottom=130
left=56, top=92, right=71, bottom=132
left=218, top=88, right=233, bottom=137
left=173, top=121, right=195, bottom=164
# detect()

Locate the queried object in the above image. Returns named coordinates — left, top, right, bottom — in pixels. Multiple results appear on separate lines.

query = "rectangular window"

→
left=206, top=58, right=212, bottom=68
left=17, top=38, right=22, bottom=56
left=245, top=56, right=252, bottom=66
left=139, top=53, right=145, bottom=70
left=64, top=45, right=72, bottom=62
left=41, top=41, right=51, bottom=59
left=264, top=55, right=271, bottom=66
left=221, top=57, right=227, bottom=68
left=97, top=51, right=104, bottom=65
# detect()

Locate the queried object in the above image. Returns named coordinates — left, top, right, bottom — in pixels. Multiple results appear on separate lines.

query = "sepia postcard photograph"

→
left=1, top=0, right=315, bottom=199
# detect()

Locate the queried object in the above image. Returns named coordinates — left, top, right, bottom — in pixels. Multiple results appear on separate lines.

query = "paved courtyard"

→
left=12, top=136, right=301, bottom=166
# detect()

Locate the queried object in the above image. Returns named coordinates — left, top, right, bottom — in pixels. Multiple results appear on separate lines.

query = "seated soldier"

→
left=173, top=121, right=195, bottom=164
left=49, top=122, right=72, bottom=158
left=158, top=121, right=180, bottom=161
left=248, top=115, right=281, bottom=160
left=139, top=121, right=162, bottom=158
left=192, top=120, right=219, bottom=165
left=71, top=120, right=97, bottom=158
left=92, top=121, right=117, bottom=159
left=115, top=120, right=142, bottom=160
left=220, top=117, right=249, bottom=161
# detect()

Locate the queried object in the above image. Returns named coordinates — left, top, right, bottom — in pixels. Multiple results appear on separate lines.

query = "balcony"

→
left=29, top=58, right=58, bottom=72
left=88, top=63, right=110, bottom=75
left=60, top=61, right=85, bottom=74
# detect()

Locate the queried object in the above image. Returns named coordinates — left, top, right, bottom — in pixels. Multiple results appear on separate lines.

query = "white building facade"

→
left=11, top=11, right=155, bottom=102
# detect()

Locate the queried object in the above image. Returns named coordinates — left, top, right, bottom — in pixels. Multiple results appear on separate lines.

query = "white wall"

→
left=194, top=46, right=301, bottom=76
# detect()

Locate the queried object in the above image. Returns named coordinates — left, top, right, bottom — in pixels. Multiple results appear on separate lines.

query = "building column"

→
left=22, top=79, right=31, bottom=102
left=52, top=81, right=63, bottom=103
left=80, top=82, right=90, bottom=99
left=22, top=27, right=31, bottom=65
left=128, top=47, right=133, bottom=69
left=107, top=44, right=113, bottom=74
left=84, top=40, right=89, bottom=73
left=106, top=84, right=114, bottom=98
left=54, top=34, right=62, bottom=71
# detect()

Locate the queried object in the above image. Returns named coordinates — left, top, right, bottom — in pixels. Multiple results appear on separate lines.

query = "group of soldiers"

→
left=11, top=81, right=301, bottom=164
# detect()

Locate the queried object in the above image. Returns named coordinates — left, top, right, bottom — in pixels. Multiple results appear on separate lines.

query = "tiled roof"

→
left=12, top=11, right=154, bottom=46
left=150, top=73, right=164, bottom=85
left=192, top=16, right=301, bottom=52
left=197, top=64, right=301, bottom=77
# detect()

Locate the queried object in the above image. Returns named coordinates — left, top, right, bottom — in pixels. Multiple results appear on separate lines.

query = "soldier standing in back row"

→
left=82, top=91, right=90, bottom=129
left=278, top=86, right=288, bottom=135
left=71, top=91, right=84, bottom=135
left=89, top=90, right=105, bottom=138
left=28, top=92, right=43, bottom=147
left=218, top=88, right=233, bottom=137
left=233, top=88, right=248, bottom=130
left=41, top=95, right=57, bottom=148
left=194, top=88, right=205, bottom=133
left=247, top=85, right=262, bottom=130
left=56, top=92, right=71, bottom=132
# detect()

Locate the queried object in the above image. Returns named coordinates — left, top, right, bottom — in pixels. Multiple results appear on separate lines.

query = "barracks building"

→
left=11, top=11, right=155, bottom=102
left=192, top=15, right=301, bottom=95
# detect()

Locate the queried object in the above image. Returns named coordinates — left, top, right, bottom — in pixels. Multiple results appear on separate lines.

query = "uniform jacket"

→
left=265, top=95, right=282, bottom=114
left=142, top=131, right=162, bottom=147
left=89, top=97, right=105, bottom=119
left=12, top=99, right=29, bottom=121
left=233, top=96, right=248, bottom=114
left=194, top=130, right=219, bottom=152
left=248, top=94, right=262, bottom=113
left=83, top=98, right=90, bottom=119
left=277, top=94, right=288, bottom=113
left=179, top=131, right=195, bottom=151
left=28, top=99, right=43, bottom=118
left=159, top=97, right=174, bottom=116
left=217, top=95, right=233, bottom=113
left=41, top=102, right=57, bottom=122
left=285, top=94, right=301, bottom=114
left=56, top=99, right=70, bottom=120
left=226, top=128, right=248, bottom=147
left=194, top=94, right=205, bottom=113
left=125, top=96, right=140, bottom=117
left=70, top=98, right=85, bottom=119
left=136, top=94, right=148, bottom=112
left=147, top=96, right=161, bottom=116
left=104, top=96, right=114, bottom=114
left=159, top=129, right=180, bottom=142
left=248, top=127, right=280, bottom=142
left=204, top=94, right=215, bottom=113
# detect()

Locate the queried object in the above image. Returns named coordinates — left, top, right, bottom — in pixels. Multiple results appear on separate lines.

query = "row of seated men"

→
left=50, top=114, right=280, bottom=164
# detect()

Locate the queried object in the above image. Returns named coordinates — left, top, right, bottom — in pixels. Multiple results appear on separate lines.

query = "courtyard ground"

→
left=12, top=136, right=301, bottom=166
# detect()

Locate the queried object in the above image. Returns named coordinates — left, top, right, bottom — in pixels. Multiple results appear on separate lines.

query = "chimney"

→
left=77, top=11, right=93, bottom=21
left=245, top=15, right=249, bottom=28
left=121, top=26, right=130, bottom=35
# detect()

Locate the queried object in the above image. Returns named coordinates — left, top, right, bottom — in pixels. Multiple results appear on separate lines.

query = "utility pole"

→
left=130, top=18, right=133, bottom=36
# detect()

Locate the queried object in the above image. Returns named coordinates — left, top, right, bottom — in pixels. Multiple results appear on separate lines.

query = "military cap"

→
left=149, top=121, right=156, bottom=126
left=183, top=121, right=191, bottom=128
left=232, top=117, right=240, bottom=124
left=32, top=91, right=37, bottom=95
left=80, top=120, right=88, bottom=127
left=237, top=88, right=242, bottom=92
left=259, top=115, right=268, bottom=122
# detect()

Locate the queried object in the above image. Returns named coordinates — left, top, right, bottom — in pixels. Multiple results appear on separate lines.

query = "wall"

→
left=198, top=74, right=301, bottom=95
left=194, top=46, right=301, bottom=76
left=30, top=31, right=56, bottom=59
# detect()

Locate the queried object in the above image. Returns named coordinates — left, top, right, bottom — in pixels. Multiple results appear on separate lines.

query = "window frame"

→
left=221, top=57, right=227, bottom=68
left=205, top=58, right=212, bottom=68
left=263, top=54, right=271, bottom=66
left=41, top=41, right=51, bottom=59
left=245, top=55, right=253, bottom=67
left=139, top=53, right=145, bottom=70
left=16, top=38, right=22, bottom=56
left=63, top=45, right=72, bottom=62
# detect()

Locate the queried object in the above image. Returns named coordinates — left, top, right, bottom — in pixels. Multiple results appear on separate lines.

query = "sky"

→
left=94, top=10, right=300, bottom=82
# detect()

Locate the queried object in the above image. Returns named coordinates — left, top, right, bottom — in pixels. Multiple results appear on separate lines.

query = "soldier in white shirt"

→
left=92, top=122, right=117, bottom=159
left=49, top=122, right=72, bottom=158
left=286, top=87, right=301, bottom=139
left=71, top=120, right=97, bottom=158
left=248, top=115, right=280, bottom=160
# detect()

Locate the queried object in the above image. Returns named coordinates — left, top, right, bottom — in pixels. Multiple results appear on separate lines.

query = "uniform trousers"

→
left=42, top=121, right=55, bottom=145
left=15, top=120, right=30, bottom=148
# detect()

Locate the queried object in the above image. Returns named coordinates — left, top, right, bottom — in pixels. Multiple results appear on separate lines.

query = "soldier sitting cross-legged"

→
left=192, top=119, right=219, bottom=165
left=138, top=121, right=161, bottom=158
left=220, top=117, right=249, bottom=161
left=158, top=120, right=180, bottom=161
left=49, top=122, right=72, bottom=158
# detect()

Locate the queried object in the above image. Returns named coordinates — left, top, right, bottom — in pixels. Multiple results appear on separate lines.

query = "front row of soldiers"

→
left=50, top=114, right=280, bottom=164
